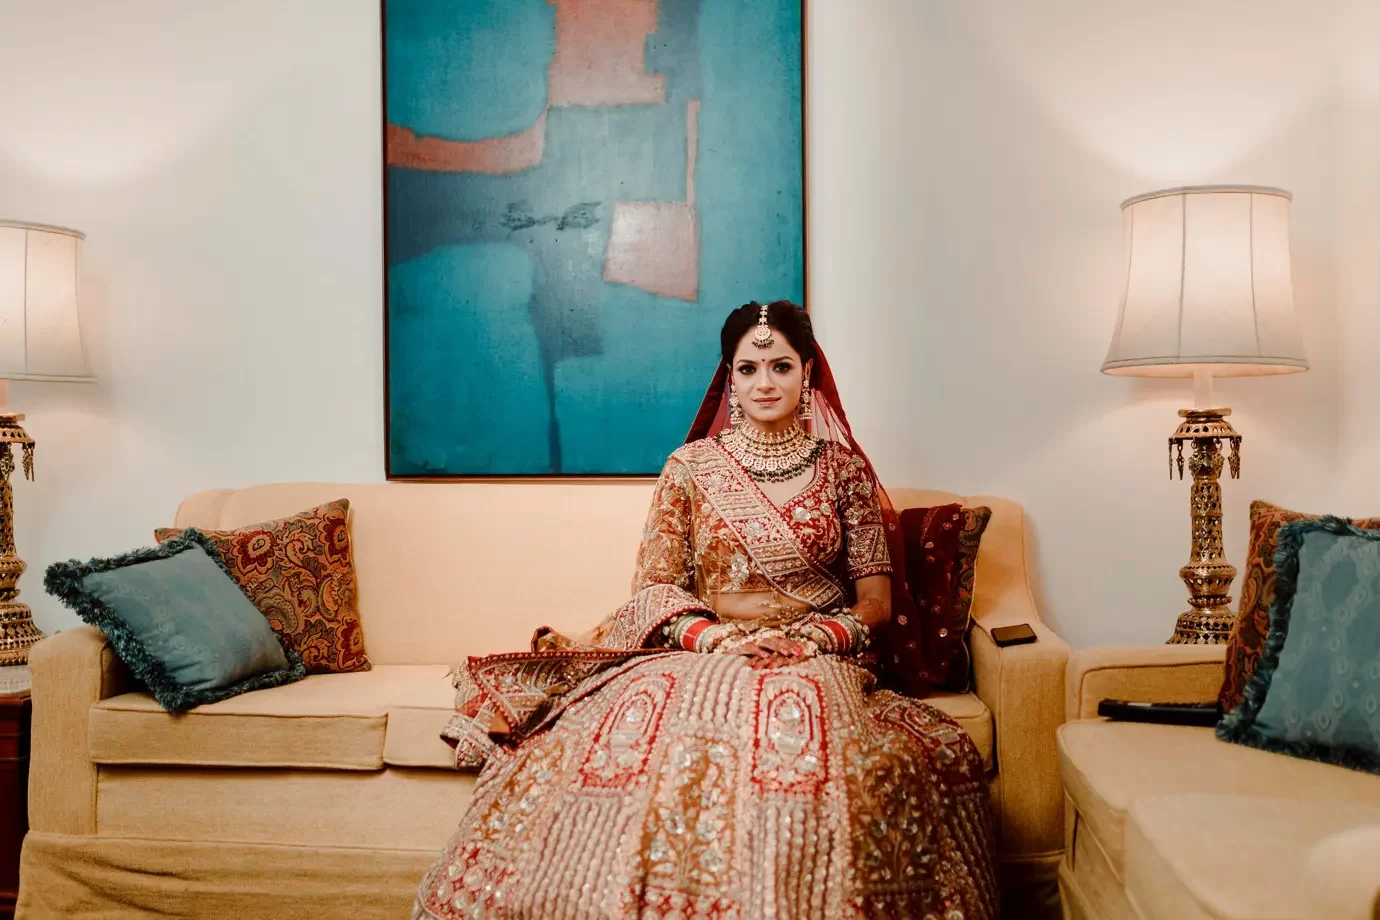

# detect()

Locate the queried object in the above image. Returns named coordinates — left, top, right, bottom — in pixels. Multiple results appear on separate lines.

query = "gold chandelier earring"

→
left=798, top=383, right=813, bottom=422
left=729, top=385, right=744, bottom=427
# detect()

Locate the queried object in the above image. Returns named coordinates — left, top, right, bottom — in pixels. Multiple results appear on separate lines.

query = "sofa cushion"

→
left=1058, top=721, right=1380, bottom=877
left=382, top=670, right=458, bottom=769
left=1123, top=794, right=1380, bottom=920
left=928, top=691, right=995, bottom=771
left=1060, top=790, right=1137, bottom=920
left=1302, top=826, right=1380, bottom=920
left=90, top=665, right=452, bottom=770
left=95, top=766, right=474, bottom=850
left=91, top=660, right=998, bottom=774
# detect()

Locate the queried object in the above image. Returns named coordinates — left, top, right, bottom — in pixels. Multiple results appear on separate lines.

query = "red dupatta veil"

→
left=684, top=348, right=917, bottom=629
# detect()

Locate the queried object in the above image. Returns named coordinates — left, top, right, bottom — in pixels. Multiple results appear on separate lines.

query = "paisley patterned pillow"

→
left=952, top=505, right=993, bottom=685
left=1220, top=501, right=1380, bottom=713
left=883, top=504, right=991, bottom=697
left=156, top=499, right=370, bottom=674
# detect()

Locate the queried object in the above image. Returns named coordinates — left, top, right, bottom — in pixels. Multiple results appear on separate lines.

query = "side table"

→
left=0, top=665, right=30, bottom=920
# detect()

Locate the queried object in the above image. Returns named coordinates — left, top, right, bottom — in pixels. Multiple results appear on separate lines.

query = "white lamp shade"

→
left=1102, top=186, right=1307, bottom=378
left=0, top=222, right=93, bottom=382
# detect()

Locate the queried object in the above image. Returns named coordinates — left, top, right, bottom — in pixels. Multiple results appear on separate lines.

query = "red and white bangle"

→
left=664, top=614, right=738, bottom=653
left=791, top=611, right=870, bottom=655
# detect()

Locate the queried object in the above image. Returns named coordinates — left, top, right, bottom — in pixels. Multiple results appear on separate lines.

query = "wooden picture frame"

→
left=383, top=0, right=807, bottom=478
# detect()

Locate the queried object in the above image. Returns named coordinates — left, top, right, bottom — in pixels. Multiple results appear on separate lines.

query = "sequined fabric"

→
left=415, top=654, right=996, bottom=919
left=636, top=438, right=892, bottom=609
left=440, top=584, right=711, bottom=769
left=885, top=505, right=992, bottom=697
left=418, top=440, right=997, bottom=918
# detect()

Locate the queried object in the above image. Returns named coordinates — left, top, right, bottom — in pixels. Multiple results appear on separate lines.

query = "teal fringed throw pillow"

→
left=1217, top=517, right=1380, bottom=774
left=45, top=531, right=306, bottom=712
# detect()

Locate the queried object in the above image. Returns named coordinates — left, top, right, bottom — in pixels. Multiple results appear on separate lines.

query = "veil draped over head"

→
left=684, top=348, right=917, bottom=628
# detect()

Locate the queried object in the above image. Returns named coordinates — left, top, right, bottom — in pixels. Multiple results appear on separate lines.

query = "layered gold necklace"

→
left=717, top=422, right=824, bottom=482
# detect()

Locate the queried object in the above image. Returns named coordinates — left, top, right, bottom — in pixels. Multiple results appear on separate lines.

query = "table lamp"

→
left=1102, top=186, right=1307, bottom=644
left=0, top=221, right=94, bottom=665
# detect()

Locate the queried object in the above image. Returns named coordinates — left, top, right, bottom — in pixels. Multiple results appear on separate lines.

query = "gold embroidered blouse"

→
left=633, top=437, right=892, bottom=611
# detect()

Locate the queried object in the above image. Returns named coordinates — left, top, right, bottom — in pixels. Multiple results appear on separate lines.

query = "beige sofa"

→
left=1058, top=645, right=1380, bottom=920
left=19, top=482, right=1069, bottom=918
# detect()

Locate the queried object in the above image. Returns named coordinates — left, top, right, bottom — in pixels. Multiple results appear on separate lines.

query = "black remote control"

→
left=1096, top=699, right=1221, bottom=727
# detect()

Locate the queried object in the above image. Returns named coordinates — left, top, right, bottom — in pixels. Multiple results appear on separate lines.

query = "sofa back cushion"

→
left=176, top=483, right=1022, bottom=666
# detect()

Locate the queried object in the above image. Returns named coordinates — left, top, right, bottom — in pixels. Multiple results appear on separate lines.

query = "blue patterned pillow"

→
left=1217, top=517, right=1380, bottom=774
left=45, top=531, right=306, bottom=712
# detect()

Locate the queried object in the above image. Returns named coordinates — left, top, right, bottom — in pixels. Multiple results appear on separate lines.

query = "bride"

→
left=414, top=301, right=998, bottom=919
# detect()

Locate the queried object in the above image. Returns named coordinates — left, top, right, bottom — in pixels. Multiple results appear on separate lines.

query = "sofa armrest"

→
left=1065, top=644, right=1225, bottom=721
left=971, top=608, right=1070, bottom=863
left=1304, top=826, right=1380, bottom=920
left=27, top=626, right=130, bottom=835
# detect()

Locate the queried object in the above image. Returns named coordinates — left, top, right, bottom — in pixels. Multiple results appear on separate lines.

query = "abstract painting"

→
left=384, top=0, right=804, bottom=476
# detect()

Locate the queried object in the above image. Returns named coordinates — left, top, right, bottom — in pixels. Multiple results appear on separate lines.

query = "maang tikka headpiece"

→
left=751, top=302, right=775, bottom=349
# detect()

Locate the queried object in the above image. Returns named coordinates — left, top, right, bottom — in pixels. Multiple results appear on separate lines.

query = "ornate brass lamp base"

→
left=0, top=602, right=43, bottom=666
left=0, top=412, right=38, bottom=666
left=1167, top=409, right=1240, bottom=645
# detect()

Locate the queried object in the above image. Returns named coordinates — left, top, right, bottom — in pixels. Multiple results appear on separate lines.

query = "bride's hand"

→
left=737, top=647, right=793, bottom=669
left=730, top=637, right=812, bottom=670
left=850, top=576, right=892, bottom=628
left=755, top=636, right=809, bottom=658
left=850, top=596, right=889, bottom=629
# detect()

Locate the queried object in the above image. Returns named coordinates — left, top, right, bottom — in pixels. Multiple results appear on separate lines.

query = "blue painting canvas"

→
left=384, top=0, right=804, bottom=476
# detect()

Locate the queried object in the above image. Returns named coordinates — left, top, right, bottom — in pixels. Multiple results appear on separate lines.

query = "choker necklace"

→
left=717, top=422, right=824, bottom=482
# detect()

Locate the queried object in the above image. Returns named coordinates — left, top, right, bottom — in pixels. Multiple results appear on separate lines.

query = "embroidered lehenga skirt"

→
left=415, top=437, right=998, bottom=918
left=412, top=651, right=997, bottom=919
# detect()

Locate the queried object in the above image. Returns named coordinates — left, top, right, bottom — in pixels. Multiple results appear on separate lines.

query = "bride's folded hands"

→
left=728, top=634, right=814, bottom=670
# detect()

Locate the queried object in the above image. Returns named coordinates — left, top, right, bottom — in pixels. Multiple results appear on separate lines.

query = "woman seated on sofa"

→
left=414, top=301, right=998, bottom=919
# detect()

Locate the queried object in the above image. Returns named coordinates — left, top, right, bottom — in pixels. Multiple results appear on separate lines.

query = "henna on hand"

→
left=751, top=651, right=798, bottom=670
left=850, top=597, right=889, bottom=629
left=754, top=636, right=809, bottom=658
left=729, top=641, right=811, bottom=670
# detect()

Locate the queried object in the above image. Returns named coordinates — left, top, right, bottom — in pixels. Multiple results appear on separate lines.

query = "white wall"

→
left=809, top=0, right=1378, bottom=645
left=0, top=0, right=386, bottom=634
left=0, top=0, right=1375, bottom=646
left=1334, top=0, right=1380, bottom=512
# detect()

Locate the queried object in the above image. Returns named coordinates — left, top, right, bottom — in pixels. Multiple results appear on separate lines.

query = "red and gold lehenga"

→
left=414, top=353, right=998, bottom=920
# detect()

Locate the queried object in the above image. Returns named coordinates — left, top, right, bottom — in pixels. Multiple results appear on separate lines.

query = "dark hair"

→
left=719, top=300, right=817, bottom=366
